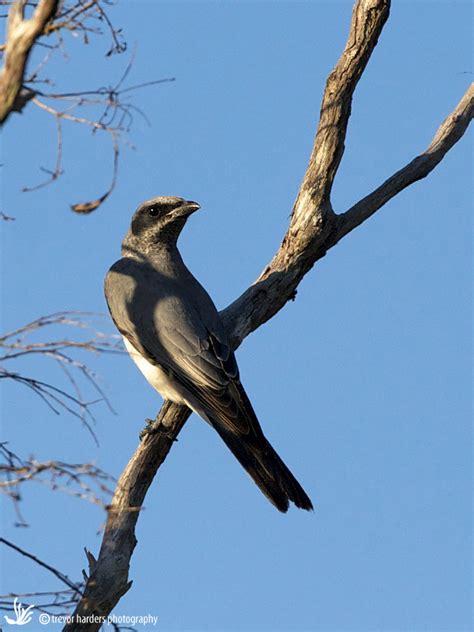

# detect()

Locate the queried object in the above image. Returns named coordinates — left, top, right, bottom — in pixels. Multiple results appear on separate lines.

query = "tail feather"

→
left=211, top=420, right=313, bottom=513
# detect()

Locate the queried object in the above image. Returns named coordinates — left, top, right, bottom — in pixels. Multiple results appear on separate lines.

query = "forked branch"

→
left=65, top=1, right=472, bottom=629
left=0, top=1, right=171, bottom=213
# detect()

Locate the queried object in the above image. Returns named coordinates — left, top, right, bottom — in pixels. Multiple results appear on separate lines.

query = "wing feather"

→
left=105, top=257, right=313, bottom=511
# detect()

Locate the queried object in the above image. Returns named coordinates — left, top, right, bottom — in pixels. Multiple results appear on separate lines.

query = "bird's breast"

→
left=122, top=336, right=186, bottom=404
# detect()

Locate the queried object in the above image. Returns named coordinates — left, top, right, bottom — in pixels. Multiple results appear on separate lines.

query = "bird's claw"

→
left=139, top=418, right=179, bottom=442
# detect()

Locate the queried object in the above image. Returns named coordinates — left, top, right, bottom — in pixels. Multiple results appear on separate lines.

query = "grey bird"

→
left=104, top=196, right=313, bottom=512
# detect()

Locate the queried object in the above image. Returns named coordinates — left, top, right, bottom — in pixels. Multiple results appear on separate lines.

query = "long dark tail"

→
left=210, top=416, right=313, bottom=513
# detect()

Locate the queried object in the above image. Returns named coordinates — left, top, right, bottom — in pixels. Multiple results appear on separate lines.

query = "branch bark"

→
left=336, top=83, right=474, bottom=240
left=64, top=1, right=472, bottom=629
left=0, top=0, right=59, bottom=125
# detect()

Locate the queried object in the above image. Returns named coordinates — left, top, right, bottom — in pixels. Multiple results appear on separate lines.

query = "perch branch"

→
left=64, top=1, right=472, bottom=629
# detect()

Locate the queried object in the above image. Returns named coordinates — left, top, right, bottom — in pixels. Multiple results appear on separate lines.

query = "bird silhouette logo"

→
left=3, top=598, right=34, bottom=625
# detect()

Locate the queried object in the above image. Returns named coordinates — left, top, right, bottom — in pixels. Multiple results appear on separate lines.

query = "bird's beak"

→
left=174, top=200, right=201, bottom=218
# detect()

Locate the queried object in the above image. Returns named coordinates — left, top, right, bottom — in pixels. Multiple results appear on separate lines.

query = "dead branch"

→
left=19, top=74, right=173, bottom=211
left=62, top=0, right=472, bottom=628
left=0, top=312, right=122, bottom=437
left=0, top=537, right=84, bottom=617
left=0, top=443, right=114, bottom=526
left=1, top=0, right=171, bottom=212
left=0, top=588, right=81, bottom=616
left=20, top=114, right=63, bottom=192
left=336, top=84, right=474, bottom=240
left=0, top=537, right=82, bottom=594
left=0, top=0, right=59, bottom=125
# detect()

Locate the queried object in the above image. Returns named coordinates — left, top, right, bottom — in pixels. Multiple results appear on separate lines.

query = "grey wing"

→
left=105, top=259, right=313, bottom=511
left=104, top=258, right=248, bottom=434
left=156, top=299, right=314, bottom=513
left=159, top=311, right=254, bottom=435
left=150, top=292, right=256, bottom=437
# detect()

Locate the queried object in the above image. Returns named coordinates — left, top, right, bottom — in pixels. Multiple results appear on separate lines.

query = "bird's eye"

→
left=148, top=206, right=159, bottom=217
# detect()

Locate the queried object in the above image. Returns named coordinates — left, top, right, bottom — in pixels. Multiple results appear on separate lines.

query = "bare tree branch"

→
left=17, top=73, right=173, bottom=211
left=0, top=0, right=59, bottom=124
left=0, top=442, right=114, bottom=526
left=0, top=312, right=122, bottom=437
left=336, top=83, right=474, bottom=240
left=0, top=1, right=172, bottom=212
left=70, top=130, right=119, bottom=214
left=64, top=402, right=190, bottom=631
left=0, top=588, right=82, bottom=616
left=0, top=537, right=82, bottom=593
left=220, top=0, right=390, bottom=347
left=294, top=0, right=390, bottom=213
left=63, top=0, right=472, bottom=628
left=20, top=113, right=63, bottom=192
left=0, top=539, right=84, bottom=617
left=1, top=211, right=16, bottom=221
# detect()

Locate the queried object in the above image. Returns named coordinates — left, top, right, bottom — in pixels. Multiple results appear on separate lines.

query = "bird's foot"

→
left=139, top=418, right=179, bottom=442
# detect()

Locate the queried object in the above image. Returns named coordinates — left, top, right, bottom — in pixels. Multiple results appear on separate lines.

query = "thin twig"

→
left=0, top=537, right=83, bottom=594
left=1, top=312, right=122, bottom=436
left=1, top=0, right=170, bottom=211
left=0, top=443, right=114, bottom=516
left=336, top=83, right=474, bottom=239
left=22, top=113, right=63, bottom=191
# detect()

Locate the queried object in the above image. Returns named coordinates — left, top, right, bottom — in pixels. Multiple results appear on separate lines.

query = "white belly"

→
left=122, top=336, right=213, bottom=426
left=123, top=336, right=186, bottom=403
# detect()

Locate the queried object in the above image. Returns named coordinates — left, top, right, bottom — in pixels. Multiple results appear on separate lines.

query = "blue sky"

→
left=1, top=1, right=472, bottom=631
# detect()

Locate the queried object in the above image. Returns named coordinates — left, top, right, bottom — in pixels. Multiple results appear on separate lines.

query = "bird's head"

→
left=122, top=196, right=200, bottom=255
